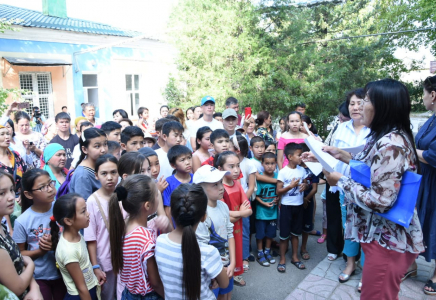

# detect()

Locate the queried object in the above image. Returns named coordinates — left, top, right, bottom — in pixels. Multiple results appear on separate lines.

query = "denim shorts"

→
left=213, top=277, right=234, bottom=296
left=255, top=219, right=277, bottom=240
left=121, top=289, right=163, bottom=300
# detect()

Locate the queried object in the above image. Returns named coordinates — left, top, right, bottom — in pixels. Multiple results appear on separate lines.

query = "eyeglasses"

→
left=31, top=180, right=56, bottom=192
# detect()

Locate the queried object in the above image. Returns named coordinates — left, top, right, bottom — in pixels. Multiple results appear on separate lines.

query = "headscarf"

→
left=43, top=143, right=66, bottom=190
left=74, top=117, right=87, bottom=128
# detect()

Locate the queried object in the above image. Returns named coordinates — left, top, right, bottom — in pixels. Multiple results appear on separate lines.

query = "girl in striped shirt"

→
left=109, top=174, right=164, bottom=300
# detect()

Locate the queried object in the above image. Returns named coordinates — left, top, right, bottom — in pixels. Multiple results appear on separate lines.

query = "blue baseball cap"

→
left=201, top=96, right=215, bottom=106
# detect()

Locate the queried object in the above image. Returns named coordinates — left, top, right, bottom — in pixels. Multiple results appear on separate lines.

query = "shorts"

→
left=213, top=277, right=234, bottom=296
left=255, top=219, right=277, bottom=240
left=279, top=204, right=303, bottom=239
left=302, top=197, right=314, bottom=233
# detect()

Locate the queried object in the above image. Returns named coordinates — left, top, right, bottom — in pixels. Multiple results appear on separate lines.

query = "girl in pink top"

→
left=192, top=126, right=212, bottom=173
left=277, top=112, right=308, bottom=169
left=84, top=154, right=118, bottom=300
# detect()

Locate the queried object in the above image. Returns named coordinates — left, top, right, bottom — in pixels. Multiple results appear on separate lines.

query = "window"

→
left=125, top=74, right=140, bottom=117
left=82, top=74, right=99, bottom=118
left=19, top=73, right=53, bottom=118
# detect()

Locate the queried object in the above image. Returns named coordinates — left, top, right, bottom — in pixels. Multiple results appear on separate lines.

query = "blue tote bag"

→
left=349, top=160, right=422, bottom=228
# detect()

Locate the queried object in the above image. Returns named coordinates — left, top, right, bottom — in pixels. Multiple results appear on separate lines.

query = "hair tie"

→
left=114, top=186, right=128, bottom=201
left=179, top=213, right=195, bottom=227
left=81, top=130, right=86, bottom=142
left=50, top=216, right=56, bottom=222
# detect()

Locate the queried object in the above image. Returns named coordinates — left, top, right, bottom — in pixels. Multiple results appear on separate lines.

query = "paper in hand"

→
left=304, top=136, right=338, bottom=173
left=305, top=162, right=323, bottom=176
left=340, top=144, right=365, bottom=155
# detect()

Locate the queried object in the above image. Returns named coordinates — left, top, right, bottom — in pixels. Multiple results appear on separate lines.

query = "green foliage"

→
left=0, top=18, right=22, bottom=33
left=165, top=0, right=432, bottom=136
left=405, top=80, right=427, bottom=112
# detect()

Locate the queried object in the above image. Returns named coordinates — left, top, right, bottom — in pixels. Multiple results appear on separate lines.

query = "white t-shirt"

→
left=155, top=234, right=223, bottom=300
left=156, top=148, right=174, bottom=179
left=277, top=165, right=306, bottom=206
left=190, top=118, right=223, bottom=139
left=240, top=157, right=257, bottom=193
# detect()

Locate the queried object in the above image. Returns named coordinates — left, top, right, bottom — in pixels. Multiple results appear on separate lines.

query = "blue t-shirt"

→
left=70, top=166, right=101, bottom=201
left=255, top=172, right=278, bottom=220
left=12, top=204, right=60, bottom=280
left=303, top=167, right=319, bottom=198
left=162, top=173, right=194, bottom=207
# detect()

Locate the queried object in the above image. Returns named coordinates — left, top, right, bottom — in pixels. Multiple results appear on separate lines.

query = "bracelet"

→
left=92, top=265, right=100, bottom=270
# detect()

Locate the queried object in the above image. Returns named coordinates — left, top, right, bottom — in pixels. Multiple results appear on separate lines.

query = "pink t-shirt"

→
left=84, top=192, right=112, bottom=272
left=277, top=137, right=305, bottom=168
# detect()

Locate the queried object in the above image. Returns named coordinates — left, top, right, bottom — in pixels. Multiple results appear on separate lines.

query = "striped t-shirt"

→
left=121, top=226, right=157, bottom=296
left=155, top=233, right=223, bottom=300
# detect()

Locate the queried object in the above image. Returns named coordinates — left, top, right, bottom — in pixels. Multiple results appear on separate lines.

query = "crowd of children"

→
left=0, top=96, right=326, bottom=300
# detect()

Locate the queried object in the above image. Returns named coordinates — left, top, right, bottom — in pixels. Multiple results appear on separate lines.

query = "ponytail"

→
left=49, top=218, right=60, bottom=252
left=171, top=184, right=207, bottom=300
left=109, top=174, right=157, bottom=274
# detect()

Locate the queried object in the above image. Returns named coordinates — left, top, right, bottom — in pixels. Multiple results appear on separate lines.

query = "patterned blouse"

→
left=256, top=127, right=275, bottom=144
left=338, top=131, right=424, bottom=254
left=0, top=224, right=27, bottom=299
left=15, top=132, right=47, bottom=169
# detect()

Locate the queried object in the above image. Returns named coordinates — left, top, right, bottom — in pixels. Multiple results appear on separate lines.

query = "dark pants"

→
left=325, top=183, right=344, bottom=255
left=64, top=286, right=97, bottom=300
left=36, top=278, right=67, bottom=300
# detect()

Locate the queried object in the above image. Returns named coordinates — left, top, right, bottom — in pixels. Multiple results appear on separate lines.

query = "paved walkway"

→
left=285, top=255, right=436, bottom=299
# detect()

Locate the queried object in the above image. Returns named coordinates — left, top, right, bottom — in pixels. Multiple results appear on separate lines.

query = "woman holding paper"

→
left=311, top=79, right=424, bottom=299
left=329, top=89, right=370, bottom=283
left=414, top=75, right=436, bottom=295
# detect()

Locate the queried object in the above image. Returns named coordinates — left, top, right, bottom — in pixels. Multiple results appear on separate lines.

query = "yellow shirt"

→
left=55, top=233, right=98, bottom=295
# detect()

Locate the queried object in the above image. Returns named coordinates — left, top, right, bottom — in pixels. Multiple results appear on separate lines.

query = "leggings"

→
left=36, top=278, right=67, bottom=300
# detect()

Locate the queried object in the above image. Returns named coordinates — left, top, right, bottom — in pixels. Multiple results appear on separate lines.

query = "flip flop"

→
left=300, top=251, right=310, bottom=260
left=233, top=275, right=246, bottom=287
left=291, top=260, right=306, bottom=270
left=327, top=253, right=338, bottom=261
left=317, top=234, right=327, bottom=244
left=277, top=263, right=286, bottom=273
left=357, top=281, right=362, bottom=293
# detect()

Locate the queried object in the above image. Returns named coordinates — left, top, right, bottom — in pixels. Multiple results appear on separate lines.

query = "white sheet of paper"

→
left=305, top=162, right=323, bottom=176
left=304, top=136, right=338, bottom=173
left=340, top=144, right=365, bottom=155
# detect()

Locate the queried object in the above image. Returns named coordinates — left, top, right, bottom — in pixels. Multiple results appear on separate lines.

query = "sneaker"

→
left=256, top=251, right=270, bottom=267
left=264, top=250, right=276, bottom=264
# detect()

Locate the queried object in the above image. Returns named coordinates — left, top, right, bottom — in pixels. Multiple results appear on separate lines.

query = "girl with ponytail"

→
left=69, top=128, right=107, bottom=200
left=155, top=184, right=228, bottom=300
left=109, top=174, right=164, bottom=299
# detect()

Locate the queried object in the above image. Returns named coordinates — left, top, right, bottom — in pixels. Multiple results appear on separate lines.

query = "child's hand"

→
left=94, top=268, right=106, bottom=286
left=209, top=278, right=219, bottom=290
left=290, top=178, right=300, bottom=188
left=226, top=265, right=235, bottom=278
left=299, top=182, right=308, bottom=192
left=157, top=176, right=168, bottom=193
left=273, top=197, right=279, bottom=205
left=266, top=202, right=274, bottom=208
left=239, top=200, right=251, bottom=212
left=39, top=234, right=52, bottom=252
left=154, top=215, right=170, bottom=232
left=303, top=197, right=311, bottom=209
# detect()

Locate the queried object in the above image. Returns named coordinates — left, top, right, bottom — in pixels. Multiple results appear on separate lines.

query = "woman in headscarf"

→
left=42, top=143, right=67, bottom=190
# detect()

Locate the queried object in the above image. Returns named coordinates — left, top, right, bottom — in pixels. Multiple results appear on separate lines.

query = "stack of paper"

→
left=304, top=136, right=338, bottom=173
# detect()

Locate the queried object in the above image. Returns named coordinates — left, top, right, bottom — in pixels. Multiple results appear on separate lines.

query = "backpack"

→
left=56, top=169, right=75, bottom=198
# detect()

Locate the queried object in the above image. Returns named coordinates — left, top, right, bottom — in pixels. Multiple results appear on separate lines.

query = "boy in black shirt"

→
left=50, top=112, right=79, bottom=169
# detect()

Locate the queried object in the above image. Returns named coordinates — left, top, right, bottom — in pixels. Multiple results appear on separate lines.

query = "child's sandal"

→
left=243, top=260, right=250, bottom=272
left=233, top=275, right=246, bottom=287
left=277, top=263, right=286, bottom=273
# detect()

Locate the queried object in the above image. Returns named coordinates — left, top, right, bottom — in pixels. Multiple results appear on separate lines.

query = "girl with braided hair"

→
left=155, top=183, right=228, bottom=300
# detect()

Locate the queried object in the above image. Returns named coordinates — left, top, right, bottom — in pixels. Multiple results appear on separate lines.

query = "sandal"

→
left=357, top=281, right=362, bottom=293
left=264, top=250, right=276, bottom=264
left=401, top=269, right=417, bottom=281
left=300, top=251, right=310, bottom=260
left=338, top=270, right=355, bottom=283
left=291, top=260, right=306, bottom=270
left=243, top=260, right=249, bottom=272
left=277, top=263, right=286, bottom=273
left=256, top=252, right=270, bottom=267
left=327, top=253, right=337, bottom=261
left=317, top=234, right=327, bottom=244
left=233, top=275, right=246, bottom=287
left=424, top=280, right=436, bottom=295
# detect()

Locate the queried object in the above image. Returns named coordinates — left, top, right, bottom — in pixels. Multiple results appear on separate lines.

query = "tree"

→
left=165, top=0, right=427, bottom=136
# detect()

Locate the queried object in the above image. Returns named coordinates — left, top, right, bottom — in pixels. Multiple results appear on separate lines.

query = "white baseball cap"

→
left=193, top=165, right=230, bottom=184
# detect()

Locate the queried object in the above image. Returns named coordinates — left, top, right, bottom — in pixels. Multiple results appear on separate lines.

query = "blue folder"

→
left=349, top=160, right=422, bottom=228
